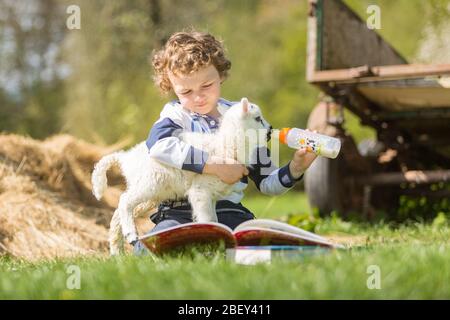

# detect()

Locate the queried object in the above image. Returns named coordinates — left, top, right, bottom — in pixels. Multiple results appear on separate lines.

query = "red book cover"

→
left=141, top=223, right=236, bottom=254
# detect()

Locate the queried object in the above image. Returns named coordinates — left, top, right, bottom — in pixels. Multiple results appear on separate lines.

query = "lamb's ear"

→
left=241, top=97, right=249, bottom=116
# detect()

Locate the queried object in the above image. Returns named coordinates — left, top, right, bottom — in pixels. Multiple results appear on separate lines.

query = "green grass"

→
left=241, top=191, right=311, bottom=219
left=1, top=226, right=449, bottom=299
left=1, top=192, right=449, bottom=299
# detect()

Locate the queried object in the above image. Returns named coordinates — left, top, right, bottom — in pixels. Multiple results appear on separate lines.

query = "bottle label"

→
left=298, top=137, right=320, bottom=155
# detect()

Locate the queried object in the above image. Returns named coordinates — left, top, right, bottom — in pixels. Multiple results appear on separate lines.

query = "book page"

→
left=233, top=227, right=335, bottom=247
left=234, top=219, right=332, bottom=244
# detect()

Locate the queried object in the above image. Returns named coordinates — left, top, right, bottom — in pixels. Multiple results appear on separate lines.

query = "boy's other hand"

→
left=289, top=149, right=317, bottom=179
left=203, top=156, right=249, bottom=184
left=289, top=129, right=318, bottom=179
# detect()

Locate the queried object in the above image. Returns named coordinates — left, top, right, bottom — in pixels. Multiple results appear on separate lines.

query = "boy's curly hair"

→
left=152, top=31, right=231, bottom=94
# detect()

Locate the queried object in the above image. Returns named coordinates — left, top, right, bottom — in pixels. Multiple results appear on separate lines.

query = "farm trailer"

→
left=304, top=0, right=450, bottom=217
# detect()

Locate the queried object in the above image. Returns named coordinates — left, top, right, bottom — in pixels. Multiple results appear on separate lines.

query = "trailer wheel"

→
left=305, top=155, right=343, bottom=215
left=304, top=101, right=368, bottom=217
left=304, top=101, right=345, bottom=216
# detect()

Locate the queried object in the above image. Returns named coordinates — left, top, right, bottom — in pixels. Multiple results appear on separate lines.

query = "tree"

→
left=0, top=0, right=66, bottom=138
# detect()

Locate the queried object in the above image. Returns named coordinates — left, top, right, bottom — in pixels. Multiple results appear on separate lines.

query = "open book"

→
left=139, top=219, right=343, bottom=254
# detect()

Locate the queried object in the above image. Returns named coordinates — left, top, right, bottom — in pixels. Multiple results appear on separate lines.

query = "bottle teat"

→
left=275, top=127, right=291, bottom=144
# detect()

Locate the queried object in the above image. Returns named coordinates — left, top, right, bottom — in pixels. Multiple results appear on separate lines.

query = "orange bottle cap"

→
left=278, top=127, right=291, bottom=145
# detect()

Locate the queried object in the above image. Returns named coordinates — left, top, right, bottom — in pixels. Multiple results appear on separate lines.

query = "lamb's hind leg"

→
left=187, top=184, right=217, bottom=223
left=117, top=189, right=154, bottom=246
left=110, top=197, right=156, bottom=256
left=109, top=208, right=124, bottom=255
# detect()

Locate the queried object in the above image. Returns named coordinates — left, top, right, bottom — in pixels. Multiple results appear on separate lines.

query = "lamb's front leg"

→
left=187, top=185, right=217, bottom=223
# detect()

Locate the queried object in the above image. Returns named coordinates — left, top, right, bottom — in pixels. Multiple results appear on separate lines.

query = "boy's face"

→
left=169, top=64, right=222, bottom=117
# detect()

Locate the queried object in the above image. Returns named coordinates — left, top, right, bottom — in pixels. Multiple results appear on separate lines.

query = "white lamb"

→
left=91, top=98, right=272, bottom=255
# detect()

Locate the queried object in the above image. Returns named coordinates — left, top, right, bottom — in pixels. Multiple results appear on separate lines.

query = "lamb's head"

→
left=218, top=98, right=272, bottom=164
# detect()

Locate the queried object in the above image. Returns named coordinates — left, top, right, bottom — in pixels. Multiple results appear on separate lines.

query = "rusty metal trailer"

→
left=304, top=0, right=450, bottom=217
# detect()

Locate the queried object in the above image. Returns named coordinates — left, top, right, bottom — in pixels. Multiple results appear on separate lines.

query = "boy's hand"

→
left=289, top=129, right=318, bottom=179
left=289, top=149, right=317, bottom=179
left=203, top=156, right=249, bottom=184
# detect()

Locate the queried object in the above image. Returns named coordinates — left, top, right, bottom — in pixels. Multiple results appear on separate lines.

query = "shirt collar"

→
left=175, top=99, right=226, bottom=127
left=189, top=101, right=226, bottom=122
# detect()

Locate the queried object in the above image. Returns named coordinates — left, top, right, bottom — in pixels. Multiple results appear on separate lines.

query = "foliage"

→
left=397, top=183, right=450, bottom=222
left=244, top=190, right=450, bottom=230
left=0, top=0, right=67, bottom=139
left=1, top=0, right=448, bottom=146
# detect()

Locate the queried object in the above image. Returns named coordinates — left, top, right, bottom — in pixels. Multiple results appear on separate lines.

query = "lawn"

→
left=241, top=191, right=312, bottom=219
left=1, top=192, right=449, bottom=299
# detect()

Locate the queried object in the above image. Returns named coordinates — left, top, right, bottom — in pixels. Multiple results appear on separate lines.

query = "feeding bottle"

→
left=273, top=127, right=341, bottom=159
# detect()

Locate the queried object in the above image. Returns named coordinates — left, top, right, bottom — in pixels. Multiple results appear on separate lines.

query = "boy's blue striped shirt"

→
left=146, top=98, right=302, bottom=203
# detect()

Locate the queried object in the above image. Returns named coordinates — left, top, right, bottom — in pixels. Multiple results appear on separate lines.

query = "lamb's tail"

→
left=91, top=153, right=121, bottom=200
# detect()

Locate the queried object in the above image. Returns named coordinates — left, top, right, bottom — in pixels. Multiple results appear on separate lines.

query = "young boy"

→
left=133, top=30, right=317, bottom=254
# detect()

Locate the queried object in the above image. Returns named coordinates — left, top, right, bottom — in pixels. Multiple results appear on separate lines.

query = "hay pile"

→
left=0, top=134, right=153, bottom=261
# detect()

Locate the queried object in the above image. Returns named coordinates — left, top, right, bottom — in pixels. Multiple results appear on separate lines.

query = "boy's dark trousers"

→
left=133, top=200, right=255, bottom=255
